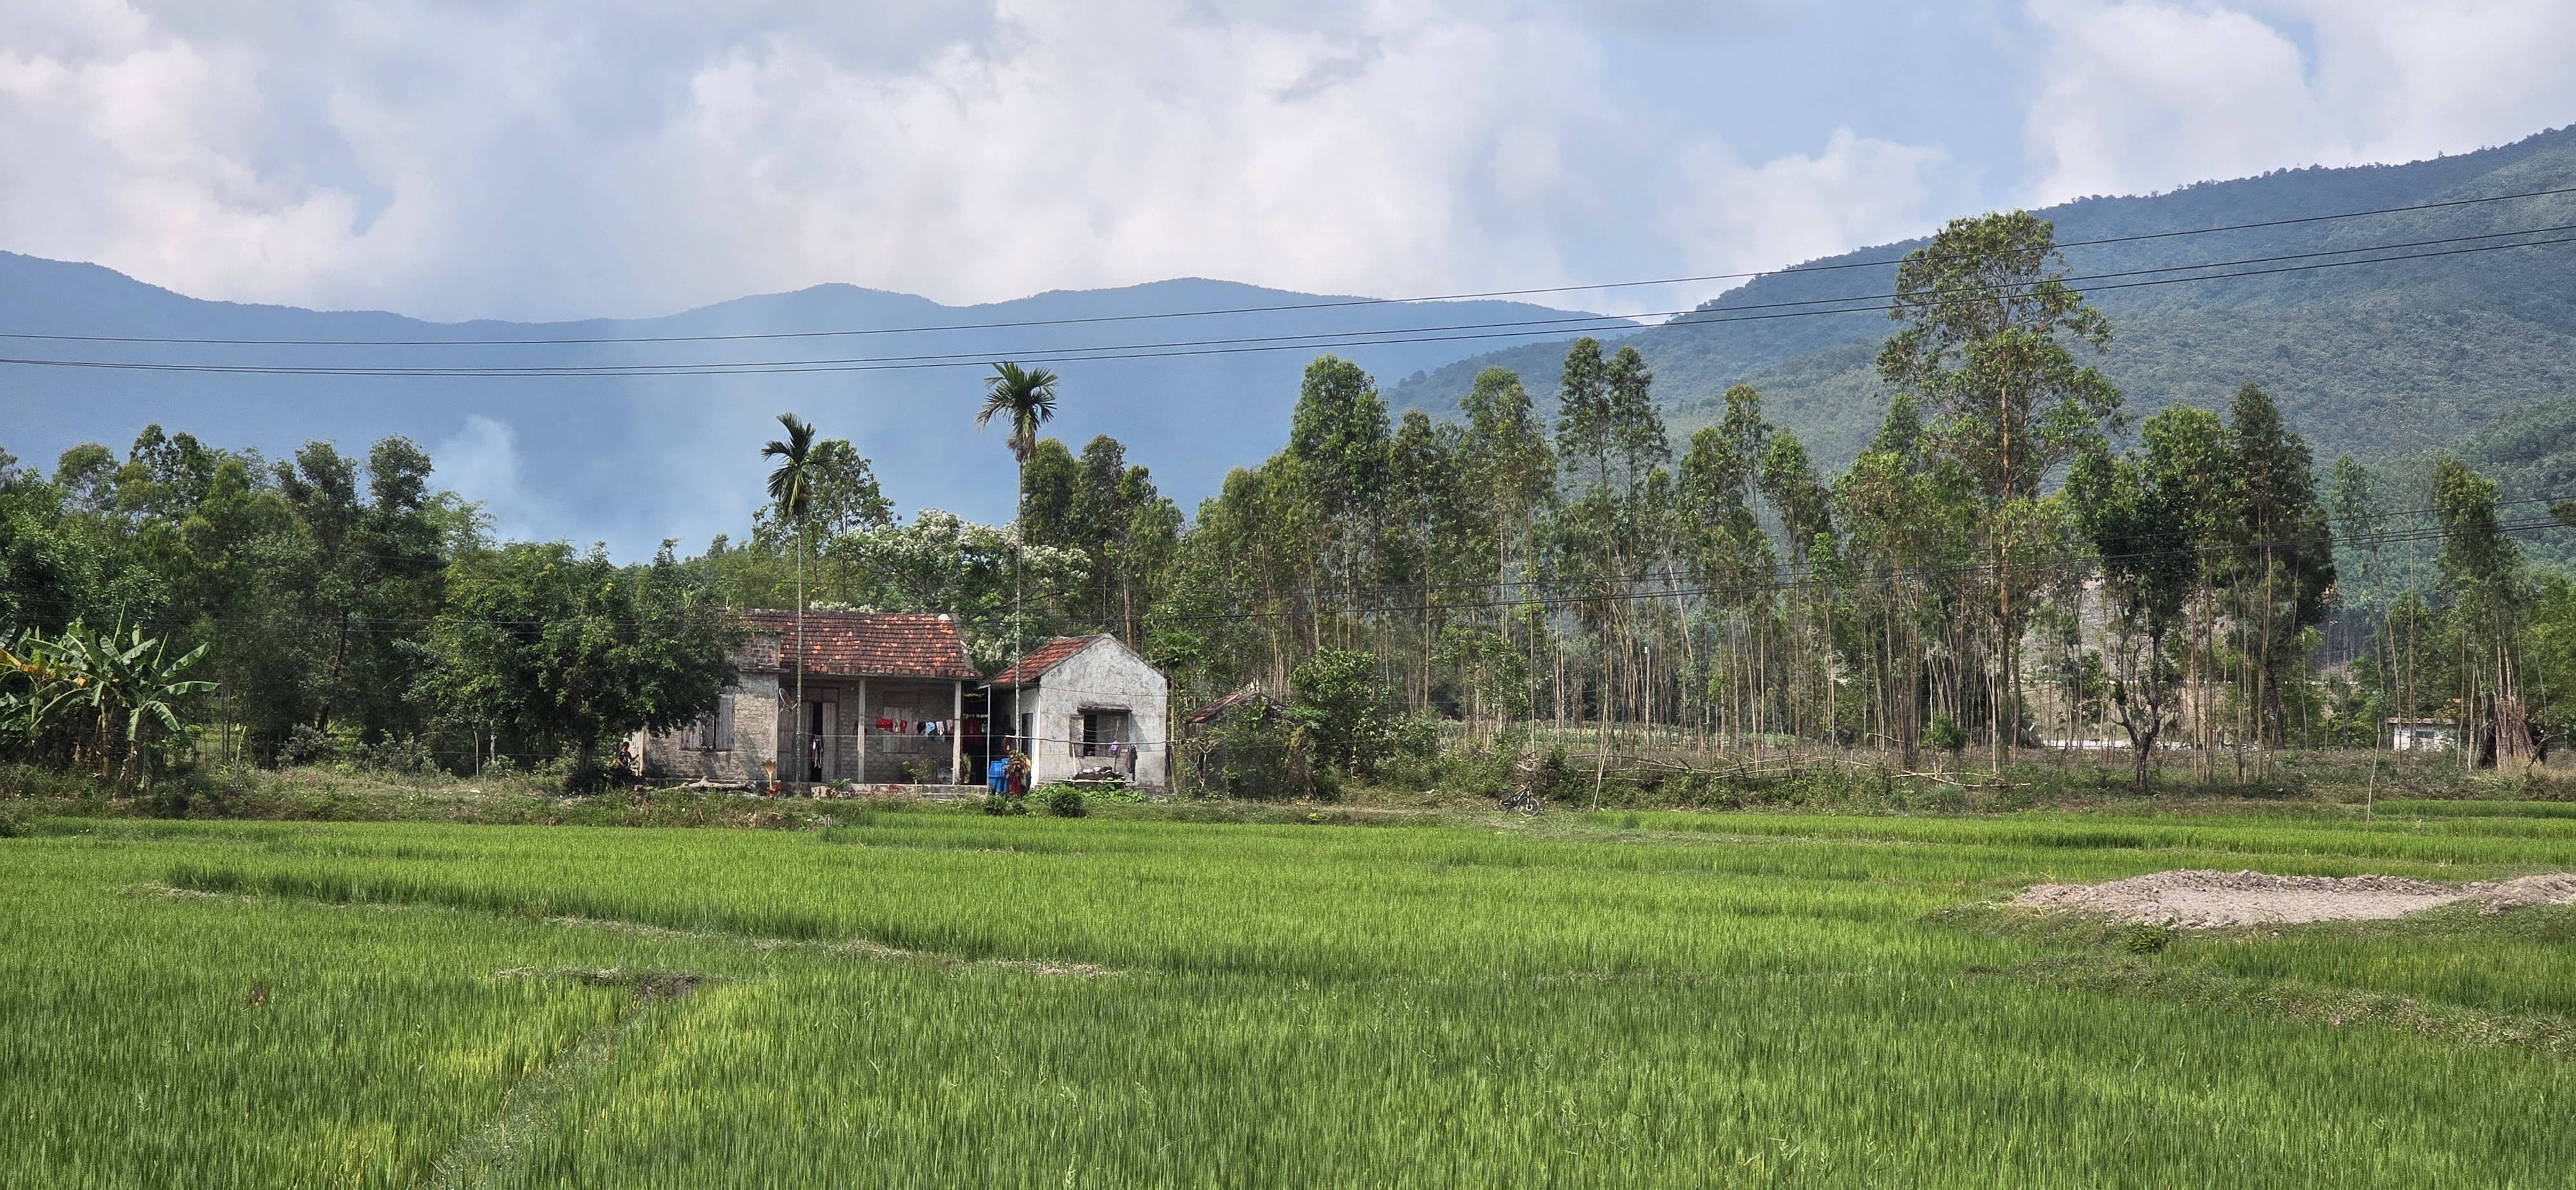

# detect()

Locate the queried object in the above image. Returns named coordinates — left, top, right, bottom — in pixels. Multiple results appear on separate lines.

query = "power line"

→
left=8, top=224, right=2574, bottom=381
left=7, top=183, right=2575, bottom=351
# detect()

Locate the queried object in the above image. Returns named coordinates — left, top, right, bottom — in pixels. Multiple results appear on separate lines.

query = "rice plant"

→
left=8, top=805, right=2576, bottom=1186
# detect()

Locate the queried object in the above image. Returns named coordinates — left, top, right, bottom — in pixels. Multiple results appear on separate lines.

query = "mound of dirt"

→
left=2014, top=869, right=2576, bottom=929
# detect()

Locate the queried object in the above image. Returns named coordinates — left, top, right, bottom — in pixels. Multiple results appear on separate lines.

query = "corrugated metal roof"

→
left=1183, top=688, right=1284, bottom=725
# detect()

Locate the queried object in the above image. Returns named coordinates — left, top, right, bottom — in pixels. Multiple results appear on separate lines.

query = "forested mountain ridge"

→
left=1394, top=124, right=2576, bottom=478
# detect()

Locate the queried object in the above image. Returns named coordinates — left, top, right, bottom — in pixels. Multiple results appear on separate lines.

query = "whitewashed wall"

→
left=1026, top=639, right=1170, bottom=787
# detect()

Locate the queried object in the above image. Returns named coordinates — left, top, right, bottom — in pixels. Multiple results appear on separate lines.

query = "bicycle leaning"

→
left=1497, top=751, right=1544, bottom=816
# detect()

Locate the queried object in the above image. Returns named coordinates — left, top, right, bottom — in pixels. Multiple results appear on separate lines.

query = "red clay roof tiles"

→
left=738, top=610, right=978, bottom=680
left=990, top=635, right=1101, bottom=687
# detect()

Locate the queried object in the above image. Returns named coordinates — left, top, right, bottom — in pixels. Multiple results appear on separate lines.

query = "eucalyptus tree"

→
left=2225, top=384, right=2334, bottom=750
left=2069, top=408, right=2219, bottom=793
left=802, top=438, right=893, bottom=603
left=1387, top=408, right=1473, bottom=711
left=2432, top=455, right=2528, bottom=768
left=1164, top=459, right=1321, bottom=695
left=2333, top=457, right=2390, bottom=722
left=976, top=361, right=1062, bottom=659
left=1759, top=427, right=1837, bottom=742
left=1877, top=211, right=2122, bottom=769
left=1833, top=395, right=1967, bottom=766
left=1285, top=356, right=1392, bottom=651
left=1458, top=366, right=1555, bottom=724
left=1019, top=434, right=1182, bottom=645
left=1548, top=339, right=1669, bottom=779
left=1676, top=386, right=1775, bottom=747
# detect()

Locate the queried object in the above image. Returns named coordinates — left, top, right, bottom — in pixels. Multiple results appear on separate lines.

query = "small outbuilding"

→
left=990, top=635, right=1170, bottom=788
left=2387, top=717, right=2458, bottom=752
left=1179, top=687, right=1289, bottom=793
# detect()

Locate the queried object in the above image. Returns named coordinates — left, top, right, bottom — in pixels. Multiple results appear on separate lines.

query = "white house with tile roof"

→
left=990, top=634, right=1170, bottom=788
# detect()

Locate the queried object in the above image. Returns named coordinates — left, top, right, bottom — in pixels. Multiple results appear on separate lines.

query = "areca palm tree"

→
left=976, top=361, right=1060, bottom=661
left=764, top=413, right=819, bottom=789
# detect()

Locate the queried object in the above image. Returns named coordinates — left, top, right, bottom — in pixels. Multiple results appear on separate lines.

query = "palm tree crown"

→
left=976, top=362, right=1060, bottom=462
left=762, top=413, right=819, bottom=525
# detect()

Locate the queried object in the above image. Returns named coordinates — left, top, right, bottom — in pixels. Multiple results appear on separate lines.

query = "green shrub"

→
left=981, top=794, right=1027, bottom=817
left=1211, top=712, right=1306, bottom=801
left=276, top=726, right=339, bottom=768
left=1046, top=788, right=1087, bottom=818
left=2121, top=923, right=2174, bottom=955
left=357, top=737, right=435, bottom=776
left=1535, top=746, right=1575, bottom=802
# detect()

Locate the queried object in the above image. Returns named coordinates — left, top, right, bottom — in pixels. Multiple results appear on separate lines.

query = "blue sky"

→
left=6, top=1, right=2571, bottom=325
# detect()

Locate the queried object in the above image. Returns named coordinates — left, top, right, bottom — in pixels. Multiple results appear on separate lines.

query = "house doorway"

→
left=961, top=688, right=994, bottom=788
left=806, top=699, right=836, bottom=782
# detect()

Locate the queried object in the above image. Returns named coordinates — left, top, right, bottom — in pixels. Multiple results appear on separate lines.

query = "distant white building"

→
left=2387, top=717, right=2458, bottom=752
left=990, top=634, right=1170, bottom=788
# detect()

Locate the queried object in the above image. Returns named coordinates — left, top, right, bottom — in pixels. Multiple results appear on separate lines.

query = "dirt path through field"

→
left=2015, top=869, right=2576, bottom=928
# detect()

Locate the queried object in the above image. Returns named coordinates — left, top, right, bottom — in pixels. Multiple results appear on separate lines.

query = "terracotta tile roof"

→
left=738, top=610, right=978, bottom=680
left=990, top=635, right=1102, bottom=687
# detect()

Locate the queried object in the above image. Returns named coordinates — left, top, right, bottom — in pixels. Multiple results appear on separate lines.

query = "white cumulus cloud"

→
left=2023, top=0, right=2576, bottom=204
left=0, top=0, right=1967, bottom=321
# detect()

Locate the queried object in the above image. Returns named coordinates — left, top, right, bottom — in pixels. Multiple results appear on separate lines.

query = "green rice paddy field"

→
left=8, top=802, right=2576, bottom=1187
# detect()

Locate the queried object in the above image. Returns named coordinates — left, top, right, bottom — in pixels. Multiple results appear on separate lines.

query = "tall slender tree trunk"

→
left=794, top=529, right=805, bottom=793
left=1014, top=453, right=1025, bottom=664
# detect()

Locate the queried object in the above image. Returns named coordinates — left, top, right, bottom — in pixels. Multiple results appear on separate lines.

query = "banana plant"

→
left=93, top=625, right=214, bottom=789
left=0, top=628, right=93, bottom=748
left=2, top=623, right=214, bottom=789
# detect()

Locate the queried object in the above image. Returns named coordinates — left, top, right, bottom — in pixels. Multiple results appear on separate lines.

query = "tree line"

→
left=6, top=210, right=2573, bottom=795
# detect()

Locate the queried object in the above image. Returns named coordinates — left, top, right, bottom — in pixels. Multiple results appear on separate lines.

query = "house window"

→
left=1081, top=709, right=1131, bottom=757
left=690, top=693, right=736, bottom=751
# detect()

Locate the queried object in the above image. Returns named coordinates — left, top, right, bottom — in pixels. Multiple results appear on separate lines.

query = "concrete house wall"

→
left=1011, top=638, right=1170, bottom=787
left=641, top=632, right=784, bottom=785
left=639, top=614, right=978, bottom=788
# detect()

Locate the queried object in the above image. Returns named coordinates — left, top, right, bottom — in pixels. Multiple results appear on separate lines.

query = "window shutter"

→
left=715, top=693, right=736, bottom=751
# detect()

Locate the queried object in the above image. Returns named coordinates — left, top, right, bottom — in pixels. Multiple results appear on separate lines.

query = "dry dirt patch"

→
left=2015, top=869, right=2576, bottom=928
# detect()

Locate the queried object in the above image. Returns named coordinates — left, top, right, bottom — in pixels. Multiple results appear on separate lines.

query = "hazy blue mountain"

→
left=0, top=259, right=1633, bottom=555
left=1394, top=124, right=2576, bottom=480
left=16, top=122, right=2576, bottom=560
